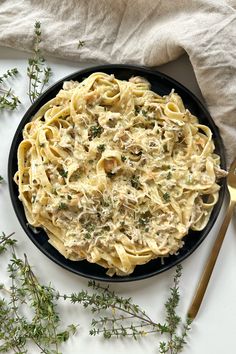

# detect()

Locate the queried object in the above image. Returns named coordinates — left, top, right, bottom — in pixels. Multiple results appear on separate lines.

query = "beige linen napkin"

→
left=0, top=0, right=235, bottom=164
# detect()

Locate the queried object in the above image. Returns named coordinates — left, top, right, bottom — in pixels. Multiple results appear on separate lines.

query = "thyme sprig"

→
left=27, top=21, right=52, bottom=103
left=0, top=232, right=77, bottom=353
left=0, top=232, right=191, bottom=354
left=60, top=266, right=191, bottom=352
left=60, top=282, right=167, bottom=339
left=159, top=265, right=192, bottom=353
left=0, top=68, right=21, bottom=110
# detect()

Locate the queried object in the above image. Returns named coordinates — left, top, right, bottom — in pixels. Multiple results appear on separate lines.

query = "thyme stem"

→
left=0, top=232, right=15, bottom=244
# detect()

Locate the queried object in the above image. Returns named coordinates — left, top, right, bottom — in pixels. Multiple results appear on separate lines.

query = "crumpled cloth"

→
left=0, top=0, right=235, bottom=164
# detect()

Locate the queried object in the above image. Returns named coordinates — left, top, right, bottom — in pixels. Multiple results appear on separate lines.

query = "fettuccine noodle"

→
left=14, top=72, right=227, bottom=276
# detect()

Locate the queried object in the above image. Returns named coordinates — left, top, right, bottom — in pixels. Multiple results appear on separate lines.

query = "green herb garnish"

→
left=97, top=144, right=106, bottom=153
left=167, top=171, right=172, bottom=180
left=163, top=192, right=170, bottom=202
left=27, top=21, right=52, bottom=103
left=0, top=232, right=77, bottom=353
left=139, top=217, right=147, bottom=226
left=0, top=232, right=191, bottom=354
left=141, top=110, right=147, bottom=117
left=77, top=40, right=85, bottom=49
left=58, top=202, right=68, bottom=210
left=58, top=168, right=68, bottom=178
left=88, top=124, right=103, bottom=140
left=0, top=68, right=21, bottom=111
left=138, top=212, right=151, bottom=227
left=131, top=175, right=141, bottom=189
left=61, top=265, right=192, bottom=354
left=85, top=223, right=95, bottom=232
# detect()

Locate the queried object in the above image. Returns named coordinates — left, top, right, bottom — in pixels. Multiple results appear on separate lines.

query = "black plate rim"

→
left=8, top=64, right=226, bottom=282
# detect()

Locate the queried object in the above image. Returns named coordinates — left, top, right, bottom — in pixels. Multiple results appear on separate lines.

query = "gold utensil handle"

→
left=187, top=200, right=235, bottom=320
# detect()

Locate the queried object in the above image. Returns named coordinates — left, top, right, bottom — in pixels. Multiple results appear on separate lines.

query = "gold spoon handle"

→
left=187, top=200, right=235, bottom=320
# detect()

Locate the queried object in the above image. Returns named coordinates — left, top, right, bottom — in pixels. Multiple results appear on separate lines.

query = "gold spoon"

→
left=188, top=157, right=236, bottom=320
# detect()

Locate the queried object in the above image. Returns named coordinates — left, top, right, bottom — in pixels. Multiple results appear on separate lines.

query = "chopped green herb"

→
left=85, top=223, right=95, bottom=232
left=138, top=211, right=152, bottom=227
left=84, top=233, right=91, bottom=239
left=135, top=106, right=141, bottom=115
left=88, top=124, right=103, bottom=140
left=167, top=171, right=172, bottom=180
left=131, top=175, right=141, bottom=189
left=58, top=202, right=68, bottom=210
left=59, top=169, right=68, bottom=178
left=163, top=192, right=170, bottom=202
left=97, top=144, right=106, bottom=153
left=102, top=200, right=109, bottom=207
left=77, top=40, right=85, bottom=49
left=67, top=195, right=72, bottom=200
left=141, top=110, right=147, bottom=117
left=121, top=155, right=126, bottom=162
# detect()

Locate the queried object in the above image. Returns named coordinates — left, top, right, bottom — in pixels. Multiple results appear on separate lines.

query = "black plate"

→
left=8, top=64, right=226, bottom=282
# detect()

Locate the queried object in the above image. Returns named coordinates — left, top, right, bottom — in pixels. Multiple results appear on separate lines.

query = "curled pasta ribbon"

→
left=96, top=150, right=122, bottom=175
left=164, top=101, right=185, bottom=120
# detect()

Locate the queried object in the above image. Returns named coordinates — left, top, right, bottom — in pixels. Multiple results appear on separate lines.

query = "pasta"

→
left=14, top=72, right=227, bottom=276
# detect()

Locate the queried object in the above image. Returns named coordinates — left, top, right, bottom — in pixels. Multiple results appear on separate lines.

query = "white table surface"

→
left=0, top=46, right=235, bottom=354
